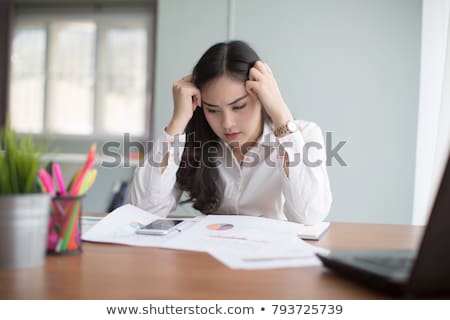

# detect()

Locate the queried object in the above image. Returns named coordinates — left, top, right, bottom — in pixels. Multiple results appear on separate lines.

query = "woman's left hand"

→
left=245, top=61, right=294, bottom=127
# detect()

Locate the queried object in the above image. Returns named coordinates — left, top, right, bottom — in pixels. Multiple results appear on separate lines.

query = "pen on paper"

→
left=208, top=234, right=269, bottom=244
left=175, top=220, right=196, bottom=232
left=241, top=255, right=314, bottom=263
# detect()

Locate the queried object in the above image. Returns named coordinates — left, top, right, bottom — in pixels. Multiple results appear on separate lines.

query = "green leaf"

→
left=0, top=127, right=49, bottom=195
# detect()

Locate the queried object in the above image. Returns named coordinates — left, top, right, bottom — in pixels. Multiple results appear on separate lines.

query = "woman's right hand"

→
left=166, top=75, right=201, bottom=135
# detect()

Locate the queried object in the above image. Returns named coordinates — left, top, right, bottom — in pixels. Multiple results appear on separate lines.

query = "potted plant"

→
left=0, top=127, right=51, bottom=269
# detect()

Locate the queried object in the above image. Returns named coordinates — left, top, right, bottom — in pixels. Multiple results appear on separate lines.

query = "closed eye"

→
left=232, top=104, right=246, bottom=111
left=206, top=104, right=246, bottom=113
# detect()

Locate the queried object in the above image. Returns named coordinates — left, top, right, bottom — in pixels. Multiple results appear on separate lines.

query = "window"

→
left=9, top=8, right=152, bottom=143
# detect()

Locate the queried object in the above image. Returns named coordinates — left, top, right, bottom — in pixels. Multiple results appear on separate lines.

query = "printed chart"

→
left=129, top=221, right=145, bottom=229
left=207, top=223, right=234, bottom=231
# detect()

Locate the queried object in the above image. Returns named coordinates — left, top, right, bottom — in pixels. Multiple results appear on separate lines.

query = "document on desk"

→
left=81, top=216, right=103, bottom=235
left=82, top=204, right=202, bottom=248
left=82, top=204, right=329, bottom=269
left=164, top=214, right=329, bottom=269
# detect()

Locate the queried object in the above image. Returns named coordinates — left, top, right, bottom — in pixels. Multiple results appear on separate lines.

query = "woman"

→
left=129, top=40, right=331, bottom=224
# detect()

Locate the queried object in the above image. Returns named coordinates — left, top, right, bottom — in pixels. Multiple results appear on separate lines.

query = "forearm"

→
left=282, top=162, right=332, bottom=224
left=128, top=130, right=186, bottom=216
left=278, top=122, right=332, bottom=224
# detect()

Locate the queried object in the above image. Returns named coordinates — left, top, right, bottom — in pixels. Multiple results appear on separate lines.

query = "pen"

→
left=70, top=143, right=96, bottom=185
left=38, top=169, right=56, bottom=196
left=70, top=144, right=96, bottom=195
left=80, top=169, right=97, bottom=194
left=52, top=163, right=66, bottom=195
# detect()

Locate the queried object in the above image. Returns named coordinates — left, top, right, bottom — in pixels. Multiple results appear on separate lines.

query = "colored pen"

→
left=70, top=144, right=96, bottom=195
left=38, top=169, right=56, bottom=196
left=52, top=163, right=66, bottom=195
left=80, top=169, right=97, bottom=194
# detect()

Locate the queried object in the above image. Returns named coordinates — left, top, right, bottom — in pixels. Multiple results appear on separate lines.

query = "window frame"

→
left=10, top=7, right=155, bottom=153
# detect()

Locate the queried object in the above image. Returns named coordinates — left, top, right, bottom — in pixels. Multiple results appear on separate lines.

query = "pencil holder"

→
left=47, top=195, right=84, bottom=255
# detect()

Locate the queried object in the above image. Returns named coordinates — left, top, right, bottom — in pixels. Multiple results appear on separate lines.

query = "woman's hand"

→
left=166, top=75, right=201, bottom=135
left=245, top=61, right=294, bottom=128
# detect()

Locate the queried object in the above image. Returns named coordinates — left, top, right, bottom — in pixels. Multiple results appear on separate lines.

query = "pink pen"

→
left=52, top=163, right=66, bottom=195
left=38, top=169, right=56, bottom=196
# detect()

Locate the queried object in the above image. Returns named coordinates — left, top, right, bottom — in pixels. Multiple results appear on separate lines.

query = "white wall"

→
left=413, top=0, right=450, bottom=225
left=152, top=0, right=229, bottom=139
left=154, top=0, right=422, bottom=223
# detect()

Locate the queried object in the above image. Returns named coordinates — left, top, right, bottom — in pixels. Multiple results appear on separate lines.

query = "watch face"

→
left=287, top=121, right=297, bottom=132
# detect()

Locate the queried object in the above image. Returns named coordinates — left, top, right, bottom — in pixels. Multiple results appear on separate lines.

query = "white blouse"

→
left=128, top=119, right=332, bottom=225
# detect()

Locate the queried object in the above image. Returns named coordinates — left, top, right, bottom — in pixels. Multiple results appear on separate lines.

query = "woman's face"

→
left=201, top=75, right=263, bottom=148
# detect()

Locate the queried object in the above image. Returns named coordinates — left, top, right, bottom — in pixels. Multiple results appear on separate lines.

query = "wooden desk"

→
left=0, top=222, right=424, bottom=299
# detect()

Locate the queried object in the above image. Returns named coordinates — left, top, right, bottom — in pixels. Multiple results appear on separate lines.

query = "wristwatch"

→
left=274, top=120, right=298, bottom=137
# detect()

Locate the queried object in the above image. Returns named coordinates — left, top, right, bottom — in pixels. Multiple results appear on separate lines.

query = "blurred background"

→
left=1, top=0, right=449, bottom=225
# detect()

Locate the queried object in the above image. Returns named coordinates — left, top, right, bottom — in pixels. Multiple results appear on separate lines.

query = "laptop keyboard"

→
left=355, top=256, right=414, bottom=271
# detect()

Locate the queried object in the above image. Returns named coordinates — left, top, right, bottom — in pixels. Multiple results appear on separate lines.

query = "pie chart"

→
left=129, top=221, right=144, bottom=229
left=207, top=223, right=234, bottom=231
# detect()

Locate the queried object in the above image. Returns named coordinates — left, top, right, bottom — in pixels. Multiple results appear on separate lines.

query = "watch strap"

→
left=274, top=120, right=297, bottom=137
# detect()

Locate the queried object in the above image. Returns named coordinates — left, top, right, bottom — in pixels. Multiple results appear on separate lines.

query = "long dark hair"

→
left=176, top=40, right=260, bottom=213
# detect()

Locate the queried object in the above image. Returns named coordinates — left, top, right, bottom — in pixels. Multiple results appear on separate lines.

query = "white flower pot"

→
left=0, top=193, right=50, bottom=269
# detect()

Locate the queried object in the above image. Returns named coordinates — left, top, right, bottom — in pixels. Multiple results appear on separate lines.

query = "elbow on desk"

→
left=285, top=190, right=332, bottom=225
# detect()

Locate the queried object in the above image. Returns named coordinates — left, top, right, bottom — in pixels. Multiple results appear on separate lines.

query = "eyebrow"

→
left=202, top=94, right=248, bottom=108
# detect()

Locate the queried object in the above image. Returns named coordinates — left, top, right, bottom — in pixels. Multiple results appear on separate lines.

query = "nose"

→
left=221, top=109, right=236, bottom=131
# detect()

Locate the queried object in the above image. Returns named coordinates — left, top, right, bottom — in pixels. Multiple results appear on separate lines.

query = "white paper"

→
left=82, top=204, right=201, bottom=248
left=82, top=205, right=329, bottom=269
left=81, top=216, right=103, bottom=235
left=297, top=221, right=330, bottom=240
left=164, top=214, right=329, bottom=269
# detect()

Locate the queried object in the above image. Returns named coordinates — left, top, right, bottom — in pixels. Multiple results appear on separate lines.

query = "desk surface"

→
left=0, top=222, right=424, bottom=299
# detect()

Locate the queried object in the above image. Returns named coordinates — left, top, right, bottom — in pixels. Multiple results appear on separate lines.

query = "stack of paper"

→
left=82, top=205, right=330, bottom=270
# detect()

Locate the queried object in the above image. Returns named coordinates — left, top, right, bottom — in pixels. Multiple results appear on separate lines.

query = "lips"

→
left=224, top=132, right=240, bottom=140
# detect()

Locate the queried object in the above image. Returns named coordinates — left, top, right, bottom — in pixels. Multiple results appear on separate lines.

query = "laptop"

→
left=316, top=151, right=450, bottom=298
